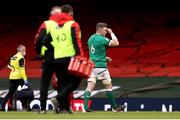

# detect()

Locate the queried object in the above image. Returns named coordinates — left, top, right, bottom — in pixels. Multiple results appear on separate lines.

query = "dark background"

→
left=0, top=0, right=180, bottom=33
left=0, top=0, right=179, bottom=15
left=1, top=0, right=180, bottom=36
left=1, top=0, right=180, bottom=15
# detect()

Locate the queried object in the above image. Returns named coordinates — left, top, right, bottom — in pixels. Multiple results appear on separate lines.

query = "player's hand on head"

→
left=106, top=28, right=112, bottom=34
left=106, top=56, right=112, bottom=62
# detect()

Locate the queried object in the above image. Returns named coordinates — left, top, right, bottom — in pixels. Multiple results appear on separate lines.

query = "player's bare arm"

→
left=107, top=28, right=119, bottom=47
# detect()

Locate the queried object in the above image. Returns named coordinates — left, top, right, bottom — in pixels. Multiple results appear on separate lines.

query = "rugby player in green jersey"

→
left=83, top=23, right=126, bottom=112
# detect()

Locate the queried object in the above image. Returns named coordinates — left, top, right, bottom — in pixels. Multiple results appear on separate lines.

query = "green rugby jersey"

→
left=88, top=34, right=110, bottom=68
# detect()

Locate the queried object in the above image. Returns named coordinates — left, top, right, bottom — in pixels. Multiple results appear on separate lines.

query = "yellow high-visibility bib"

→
left=45, top=20, right=76, bottom=59
left=9, top=52, right=27, bottom=80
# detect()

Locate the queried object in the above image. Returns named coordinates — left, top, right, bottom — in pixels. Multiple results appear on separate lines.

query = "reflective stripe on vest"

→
left=45, top=20, right=75, bottom=59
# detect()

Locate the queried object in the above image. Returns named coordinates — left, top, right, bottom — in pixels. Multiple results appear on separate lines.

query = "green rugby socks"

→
left=83, top=90, right=91, bottom=110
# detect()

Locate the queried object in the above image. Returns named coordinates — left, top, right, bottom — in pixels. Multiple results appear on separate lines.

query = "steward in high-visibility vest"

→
left=34, top=14, right=83, bottom=61
left=1, top=45, right=29, bottom=111
left=45, top=20, right=77, bottom=59
left=34, top=4, right=84, bottom=113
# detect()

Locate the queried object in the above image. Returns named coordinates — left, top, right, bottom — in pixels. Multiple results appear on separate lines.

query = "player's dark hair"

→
left=96, top=22, right=108, bottom=31
left=61, top=4, right=73, bottom=15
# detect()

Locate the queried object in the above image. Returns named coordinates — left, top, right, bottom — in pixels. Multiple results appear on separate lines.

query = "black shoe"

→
left=51, top=97, right=59, bottom=114
left=85, top=108, right=93, bottom=112
left=114, top=105, right=126, bottom=112
left=26, top=105, right=31, bottom=111
left=59, top=109, right=73, bottom=114
left=67, top=110, right=73, bottom=114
